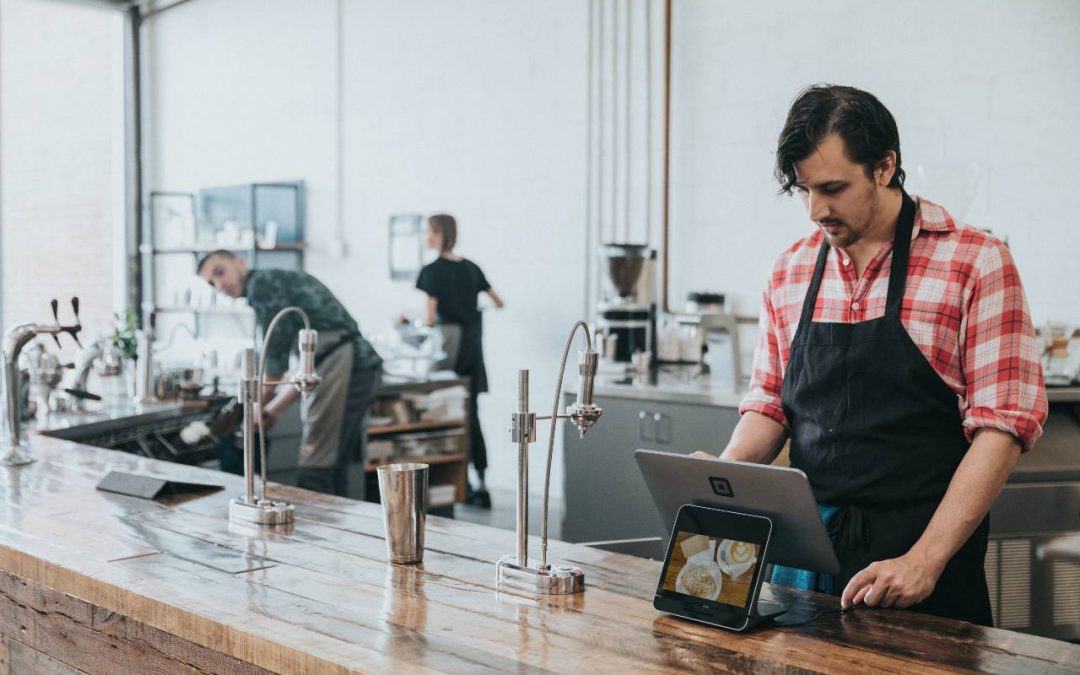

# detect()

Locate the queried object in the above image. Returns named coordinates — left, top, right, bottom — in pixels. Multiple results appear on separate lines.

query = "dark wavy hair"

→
left=774, top=84, right=905, bottom=194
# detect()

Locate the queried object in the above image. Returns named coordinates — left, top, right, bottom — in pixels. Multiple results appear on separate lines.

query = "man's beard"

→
left=821, top=184, right=879, bottom=249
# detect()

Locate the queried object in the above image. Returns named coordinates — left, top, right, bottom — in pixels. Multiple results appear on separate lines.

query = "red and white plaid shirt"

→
left=739, top=195, right=1047, bottom=451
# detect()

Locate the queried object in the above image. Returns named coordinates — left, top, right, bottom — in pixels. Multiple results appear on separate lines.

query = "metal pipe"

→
left=124, top=5, right=144, bottom=324
left=645, top=0, right=653, bottom=248
left=516, top=369, right=530, bottom=566
left=584, top=0, right=595, bottom=320
left=241, top=348, right=256, bottom=504
left=609, top=0, right=617, bottom=244
left=661, top=0, right=672, bottom=313
left=598, top=0, right=606, bottom=248
left=624, top=0, right=632, bottom=243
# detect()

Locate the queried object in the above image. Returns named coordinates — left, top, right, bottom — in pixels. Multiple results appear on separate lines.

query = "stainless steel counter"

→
left=594, top=369, right=1080, bottom=409
left=592, top=364, right=746, bottom=407
left=29, top=400, right=195, bottom=438
left=28, top=398, right=226, bottom=466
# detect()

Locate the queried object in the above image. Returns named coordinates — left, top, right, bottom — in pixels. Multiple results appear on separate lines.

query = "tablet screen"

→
left=654, top=505, right=771, bottom=616
left=661, top=532, right=761, bottom=608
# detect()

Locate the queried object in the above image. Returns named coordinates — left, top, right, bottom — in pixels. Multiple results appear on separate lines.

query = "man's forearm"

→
left=719, top=411, right=788, bottom=464
left=261, top=373, right=299, bottom=413
left=908, top=428, right=1021, bottom=572
left=266, top=385, right=300, bottom=415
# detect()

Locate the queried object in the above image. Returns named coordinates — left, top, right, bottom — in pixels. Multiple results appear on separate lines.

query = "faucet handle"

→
left=66, top=297, right=83, bottom=348
left=50, top=298, right=59, bottom=323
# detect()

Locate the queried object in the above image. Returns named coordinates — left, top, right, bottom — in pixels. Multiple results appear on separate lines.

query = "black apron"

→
left=446, top=317, right=489, bottom=474
left=453, top=317, right=489, bottom=396
left=780, top=192, right=992, bottom=626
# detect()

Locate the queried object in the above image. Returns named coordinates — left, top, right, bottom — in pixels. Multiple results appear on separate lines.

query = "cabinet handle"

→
left=639, top=411, right=654, bottom=441
left=655, top=413, right=673, bottom=443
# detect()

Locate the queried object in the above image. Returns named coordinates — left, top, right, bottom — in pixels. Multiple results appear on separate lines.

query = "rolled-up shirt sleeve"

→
left=960, top=240, right=1047, bottom=452
left=739, top=284, right=789, bottom=428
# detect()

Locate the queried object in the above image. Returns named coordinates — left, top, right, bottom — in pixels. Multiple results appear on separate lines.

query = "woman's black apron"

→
left=780, top=192, right=992, bottom=625
left=451, top=317, right=489, bottom=473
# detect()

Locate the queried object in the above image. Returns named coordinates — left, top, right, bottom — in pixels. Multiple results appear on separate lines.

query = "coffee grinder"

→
left=596, top=244, right=656, bottom=363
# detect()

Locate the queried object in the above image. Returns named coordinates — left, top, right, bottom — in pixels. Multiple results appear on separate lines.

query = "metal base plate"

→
left=0, top=442, right=33, bottom=467
left=229, top=497, right=295, bottom=525
left=496, top=554, right=585, bottom=595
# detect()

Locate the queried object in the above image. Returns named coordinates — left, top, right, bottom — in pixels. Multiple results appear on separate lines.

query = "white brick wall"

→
left=0, top=0, right=125, bottom=357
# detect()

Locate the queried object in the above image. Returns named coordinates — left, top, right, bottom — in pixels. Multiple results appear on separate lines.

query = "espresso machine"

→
left=665, top=291, right=742, bottom=387
left=596, top=243, right=656, bottom=363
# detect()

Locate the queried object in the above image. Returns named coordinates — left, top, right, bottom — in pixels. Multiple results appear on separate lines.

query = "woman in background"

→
left=417, top=214, right=505, bottom=508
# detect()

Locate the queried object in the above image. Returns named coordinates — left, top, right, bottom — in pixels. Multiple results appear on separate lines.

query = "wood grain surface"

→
left=0, top=435, right=1077, bottom=674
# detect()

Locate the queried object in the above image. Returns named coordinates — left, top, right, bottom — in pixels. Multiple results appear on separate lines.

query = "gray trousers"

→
left=297, top=341, right=382, bottom=497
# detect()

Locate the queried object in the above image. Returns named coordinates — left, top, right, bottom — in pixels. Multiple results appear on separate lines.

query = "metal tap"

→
left=2, top=298, right=82, bottom=466
left=133, top=312, right=157, bottom=404
left=68, top=339, right=104, bottom=412
left=228, top=307, right=320, bottom=526
left=497, top=320, right=602, bottom=595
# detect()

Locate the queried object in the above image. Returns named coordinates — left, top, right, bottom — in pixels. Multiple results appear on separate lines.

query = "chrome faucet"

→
left=496, top=320, right=602, bottom=595
left=2, top=298, right=82, bottom=466
left=228, top=306, right=320, bottom=526
left=68, top=339, right=104, bottom=413
left=133, top=312, right=157, bottom=405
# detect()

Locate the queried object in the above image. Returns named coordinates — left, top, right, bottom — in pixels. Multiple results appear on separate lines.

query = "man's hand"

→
left=254, top=402, right=280, bottom=431
left=690, top=451, right=718, bottom=460
left=841, top=551, right=944, bottom=610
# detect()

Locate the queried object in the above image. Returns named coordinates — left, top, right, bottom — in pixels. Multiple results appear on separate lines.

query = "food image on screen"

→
left=663, top=531, right=760, bottom=608
left=681, top=565, right=718, bottom=598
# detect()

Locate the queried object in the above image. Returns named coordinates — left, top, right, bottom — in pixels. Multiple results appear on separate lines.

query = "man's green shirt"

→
left=244, top=269, right=382, bottom=375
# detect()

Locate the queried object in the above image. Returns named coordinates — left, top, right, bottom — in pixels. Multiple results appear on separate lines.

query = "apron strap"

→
left=798, top=239, right=832, bottom=329
left=884, top=192, right=918, bottom=318
left=798, top=192, right=918, bottom=329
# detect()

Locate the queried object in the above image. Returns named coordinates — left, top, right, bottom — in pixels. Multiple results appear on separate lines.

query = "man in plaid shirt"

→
left=704, top=85, right=1047, bottom=625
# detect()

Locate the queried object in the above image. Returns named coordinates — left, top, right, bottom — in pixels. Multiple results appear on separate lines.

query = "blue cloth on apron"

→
left=770, top=504, right=840, bottom=594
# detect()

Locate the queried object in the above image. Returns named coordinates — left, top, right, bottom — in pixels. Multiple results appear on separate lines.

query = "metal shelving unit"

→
left=142, top=182, right=306, bottom=337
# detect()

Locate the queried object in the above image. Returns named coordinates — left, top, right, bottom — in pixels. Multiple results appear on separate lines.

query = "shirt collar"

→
left=911, top=194, right=957, bottom=239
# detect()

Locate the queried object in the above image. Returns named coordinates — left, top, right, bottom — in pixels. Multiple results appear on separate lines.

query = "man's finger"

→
left=842, top=568, right=876, bottom=608
left=865, top=584, right=883, bottom=607
left=852, top=584, right=872, bottom=606
left=689, top=451, right=717, bottom=460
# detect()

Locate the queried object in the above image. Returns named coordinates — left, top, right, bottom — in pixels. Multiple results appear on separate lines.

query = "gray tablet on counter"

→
left=635, top=449, right=840, bottom=575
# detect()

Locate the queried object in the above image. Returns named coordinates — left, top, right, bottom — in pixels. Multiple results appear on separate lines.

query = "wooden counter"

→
left=0, top=437, right=1078, bottom=674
